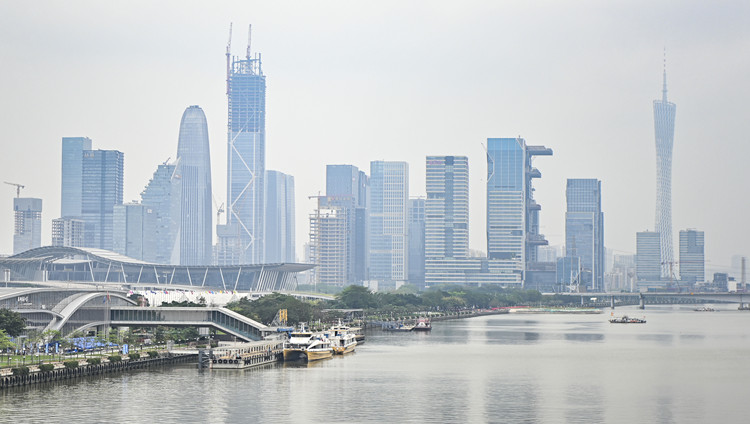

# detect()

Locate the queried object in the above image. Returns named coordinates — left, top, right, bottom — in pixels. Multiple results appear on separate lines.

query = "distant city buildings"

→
left=219, top=28, right=266, bottom=265
left=565, top=178, right=604, bottom=291
left=407, top=197, right=425, bottom=289
left=60, top=137, right=92, bottom=218
left=308, top=165, right=369, bottom=287
left=174, top=105, right=213, bottom=265
left=81, top=148, right=124, bottom=251
left=654, top=65, right=677, bottom=278
left=369, top=161, right=409, bottom=288
left=265, top=170, right=296, bottom=263
left=679, top=229, right=705, bottom=287
left=140, top=163, right=178, bottom=264
left=113, top=203, right=150, bottom=260
left=59, top=137, right=124, bottom=251
left=51, top=217, right=84, bottom=248
left=606, top=254, right=636, bottom=292
left=636, top=231, right=662, bottom=290
left=12, top=198, right=42, bottom=254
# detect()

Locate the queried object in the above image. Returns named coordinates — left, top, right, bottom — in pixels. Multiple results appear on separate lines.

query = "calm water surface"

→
left=2, top=305, right=749, bottom=423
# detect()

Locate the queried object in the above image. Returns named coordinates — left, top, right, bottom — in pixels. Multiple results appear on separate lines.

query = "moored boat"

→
left=327, top=323, right=357, bottom=354
left=694, top=306, right=715, bottom=312
left=609, top=315, right=646, bottom=324
left=283, top=325, right=314, bottom=361
left=413, top=318, right=431, bottom=331
left=305, top=337, right=333, bottom=361
left=382, top=322, right=414, bottom=332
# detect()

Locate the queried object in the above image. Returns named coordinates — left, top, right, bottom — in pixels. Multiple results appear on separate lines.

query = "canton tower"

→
left=653, top=59, right=676, bottom=279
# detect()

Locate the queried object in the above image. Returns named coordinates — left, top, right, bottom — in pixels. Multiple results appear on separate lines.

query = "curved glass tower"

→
left=653, top=67, right=676, bottom=278
left=175, top=105, right=213, bottom=265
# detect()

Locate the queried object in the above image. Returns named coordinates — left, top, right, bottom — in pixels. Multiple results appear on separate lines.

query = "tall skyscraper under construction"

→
left=218, top=24, right=266, bottom=265
left=654, top=59, right=676, bottom=279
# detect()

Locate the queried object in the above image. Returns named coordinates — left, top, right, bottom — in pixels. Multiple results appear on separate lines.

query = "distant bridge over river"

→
left=548, top=292, right=750, bottom=309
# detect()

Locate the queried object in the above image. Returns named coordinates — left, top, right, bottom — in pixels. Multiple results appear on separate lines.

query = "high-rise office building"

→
left=113, top=203, right=152, bottom=260
left=369, top=161, right=409, bottom=286
left=61, top=137, right=92, bottom=218
left=52, top=217, right=85, bottom=248
left=636, top=231, right=662, bottom=289
left=486, top=138, right=552, bottom=284
left=654, top=63, right=677, bottom=278
left=265, top=170, right=295, bottom=263
left=679, top=229, right=704, bottom=286
left=220, top=26, right=266, bottom=265
left=309, top=196, right=350, bottom=286
left=140, top=163, right=178, bottom=264
left=326, top=165, right=369, bottom=283
left=425, top=156, right=469, bottom=260
left=174, top=105, right=213, bottom=265
left=81, top=149, right=124, bottom=250
left=12, top=198, right=42, bottom=254
left=565, top=179, right=605, bottom=291
left=407, top=197, right=425, bottom=288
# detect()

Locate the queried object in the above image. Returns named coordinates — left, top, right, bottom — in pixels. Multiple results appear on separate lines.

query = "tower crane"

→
left=212, top=195, right=225, bottom=225
left=3, top=181, right=25, bottom=198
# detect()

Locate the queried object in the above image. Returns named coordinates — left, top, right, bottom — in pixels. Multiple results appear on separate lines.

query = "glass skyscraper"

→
left=113, top=203, right=153, bottom=260
left=486, top=138, right=552, bottom=284
left=221, top=30, right=266, bottom=265
left=81, top=149, right=124, bottom=250
left=425, top=156, right=469, bottom=260
left=369, top=161, right=408, bottom=286
left=61, top=137, right=92, bottom=218
left=654, top=66, right=676, bottom=278
left=565, top=178, right=604, bottom=291
left=636, top=231, right=662, bottom=290
left=175, top=105, right=213, bottom=265
left=264, top=170, right=295, bottom=263
left=679, top=229, right=704, bottom=286
left=141, top=163, right=178, bottom=264
left=407, top=197, right=425, bottom=288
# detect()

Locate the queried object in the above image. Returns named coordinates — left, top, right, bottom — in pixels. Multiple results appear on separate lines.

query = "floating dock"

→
left=210, top=340, right=284, bottom=370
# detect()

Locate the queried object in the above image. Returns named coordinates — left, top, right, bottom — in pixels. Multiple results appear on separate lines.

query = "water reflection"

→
left=563, top=333, right=605, bottom=342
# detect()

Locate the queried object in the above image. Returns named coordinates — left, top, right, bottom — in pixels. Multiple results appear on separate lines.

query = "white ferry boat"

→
left=327, top=323, right=357, bottom=355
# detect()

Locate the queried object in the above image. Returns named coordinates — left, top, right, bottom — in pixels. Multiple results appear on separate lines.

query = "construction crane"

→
left=3, top=181, right=25, bottom=198
left=212, top=195, right=225, bottom=225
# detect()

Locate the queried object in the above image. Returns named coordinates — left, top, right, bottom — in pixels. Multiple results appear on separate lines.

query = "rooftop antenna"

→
left=226, top=23, right=233, bottom=96
left=662, top=47, right=668, bottom=102
left=251, top=24, right=253, bottom=60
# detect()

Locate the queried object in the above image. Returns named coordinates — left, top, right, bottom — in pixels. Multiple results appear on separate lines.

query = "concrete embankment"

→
left=0, top=353, right=196, bottom=389
left=366, top=309, right=509, bottom=328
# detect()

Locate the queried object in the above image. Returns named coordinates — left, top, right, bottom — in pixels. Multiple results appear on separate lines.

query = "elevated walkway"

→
left=110, top=307, right=271, bottom=341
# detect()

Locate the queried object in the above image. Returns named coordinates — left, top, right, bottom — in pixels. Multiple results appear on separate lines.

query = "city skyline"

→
left=1, top=2, right=748, bottom=277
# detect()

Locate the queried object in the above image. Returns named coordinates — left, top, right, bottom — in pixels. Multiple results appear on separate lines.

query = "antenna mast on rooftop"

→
left=226, top=23, right=233, bottom=96
left=251, top=24, right=253, bottom=60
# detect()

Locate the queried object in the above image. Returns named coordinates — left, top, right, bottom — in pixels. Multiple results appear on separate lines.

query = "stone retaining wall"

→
left=0, top=354, right=196, bottom=389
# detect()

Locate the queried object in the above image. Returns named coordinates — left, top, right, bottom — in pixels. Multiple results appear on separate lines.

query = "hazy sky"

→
left=1, top=1, right=748, bottom=275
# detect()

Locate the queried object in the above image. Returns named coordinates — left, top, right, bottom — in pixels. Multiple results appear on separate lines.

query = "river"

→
left=2, top=305, right=749, bottom=423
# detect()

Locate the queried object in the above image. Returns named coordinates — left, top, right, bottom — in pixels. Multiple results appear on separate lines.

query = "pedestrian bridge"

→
left=107, top=307, right=272, bottom=342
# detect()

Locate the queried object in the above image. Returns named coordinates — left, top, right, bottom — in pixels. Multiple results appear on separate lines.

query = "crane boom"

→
left=3, top=181, right=25, bottom=198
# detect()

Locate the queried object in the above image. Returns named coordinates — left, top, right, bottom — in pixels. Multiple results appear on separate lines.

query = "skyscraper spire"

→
left=662, top=48, right=668, bottom=102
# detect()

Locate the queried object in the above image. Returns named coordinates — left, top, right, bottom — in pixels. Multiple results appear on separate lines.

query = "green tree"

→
left=1, top=329, right=16, bottom=362
left=226, top=293, right=318, bottom=325
left=336, top=285, right=377, bottom=309
left=0, top=308, right=27, bottom=337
